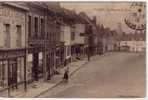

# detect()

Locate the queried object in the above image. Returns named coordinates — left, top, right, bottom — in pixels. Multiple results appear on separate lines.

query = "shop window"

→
left=0, top=61, right=5, bottom=87
left=38, top=52, right=43, bottom=78
left=67, top=46, right=71, bottom=56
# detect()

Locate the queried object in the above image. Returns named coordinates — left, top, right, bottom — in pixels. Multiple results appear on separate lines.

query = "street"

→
left=38, top=52, right=146, bottom=98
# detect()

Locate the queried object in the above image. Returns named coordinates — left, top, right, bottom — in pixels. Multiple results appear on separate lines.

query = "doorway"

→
left=8, top=59, right=18, bottom=89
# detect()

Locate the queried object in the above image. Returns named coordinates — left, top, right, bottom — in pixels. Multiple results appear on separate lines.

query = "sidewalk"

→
left=9, top=59, right=87, bottom=98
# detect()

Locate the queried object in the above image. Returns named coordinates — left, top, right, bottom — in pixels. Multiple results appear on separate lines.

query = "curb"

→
left=34, top=60, right=88, bottom=98
left=34, top=79, right=63, bottom=98
left=70, top=61, right=88, bottom=77
left=12, top=54, right=106, bottom=98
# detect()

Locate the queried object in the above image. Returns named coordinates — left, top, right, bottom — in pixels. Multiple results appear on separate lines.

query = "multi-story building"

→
left=26, top=2, right=63, bottom=81
left=90, top=16, right=99, bottom=55
left=99, top=27, right=118, bottom=53
left=0, top=2, right=28, bottom=96
left=25, top=2, right=49, bottom=81
left=0, top=2, right=66, bottom=96
left=71, top=23, right=87, bottom=60
left=0, top=2, right=105, bottom=97
left=60, top=25, right=72, bottom=65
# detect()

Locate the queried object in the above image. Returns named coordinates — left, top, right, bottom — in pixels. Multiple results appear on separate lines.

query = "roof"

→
left=79, top=12, right=91, bottom=24
left=47, top=3, right=64, bottom=17
left=3, top=2, right=29, bottom=11
left=121, top=33, right=146, bottom=41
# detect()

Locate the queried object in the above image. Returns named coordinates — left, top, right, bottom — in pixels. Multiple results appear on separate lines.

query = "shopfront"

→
left=0, top=48, right=26, bottom=96
left=56, top=43, right=65, bottom=68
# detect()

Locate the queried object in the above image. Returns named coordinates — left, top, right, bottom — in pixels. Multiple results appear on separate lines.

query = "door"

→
left=32, top=53, right=39, bottom=81
left=46, top=54, right=51, bottom=80
left=8, top=59, right=18, bottom=89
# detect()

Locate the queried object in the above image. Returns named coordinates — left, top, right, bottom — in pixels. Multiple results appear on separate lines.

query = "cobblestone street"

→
left=38, top=52, right=146, bottom=98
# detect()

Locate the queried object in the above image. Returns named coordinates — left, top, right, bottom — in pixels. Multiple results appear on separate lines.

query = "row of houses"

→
left=96, top=24, right=146, bottom=53
left=96, top=24, right=120, bottom=54
left=0, top=2, right=99, bottom=96
left=119, top=33, right=146, bottom=52
left=0, top=2, right=145, bottom=96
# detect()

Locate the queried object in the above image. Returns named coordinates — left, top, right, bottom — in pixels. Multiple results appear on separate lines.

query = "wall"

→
left=120, top=40, right=146, bottom=52
left=0, top=4, right=26, bottom=48
left=102, top=36, right=117, bottom=52
left=63, top=25, right=71, bottom=46
left=0, top=4, right=27, bottom=87
left=60, top=25, right=71, bottom=59
left=74, top=24, right=85, bottom=44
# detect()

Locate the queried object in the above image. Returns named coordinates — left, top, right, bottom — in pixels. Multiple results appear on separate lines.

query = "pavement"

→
left=1, top=52, right=145, bottom=98
left=37, top=52, right=146, bottom=98
left=8, top=57, right=88, bottom=98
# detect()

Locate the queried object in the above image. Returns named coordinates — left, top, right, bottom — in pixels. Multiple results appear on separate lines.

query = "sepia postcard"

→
left=0, top=1, right=146, bottom=98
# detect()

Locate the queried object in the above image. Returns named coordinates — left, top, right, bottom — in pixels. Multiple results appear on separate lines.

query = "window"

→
left=28, top=16, right=31, bottom=37
left=34, top=17, right=38, bottom=37
left=67, top=46, right=71, bottom=56
left=52, top=32, right=54, bottom=42
left=54, top=32, right=56, bottom=42
left=71, top=32, right=75, bottom=41
left=4, top=24, right=10, bottom=48
left=16, top=25, right=22, bottom=47
left=41, top=18, right=44, bottom=37
left=47, top=32, right=49, bottom=39
left=49, top=32, right=51, bottom=41
left=0, top=61, right=6, bottom=87
left=67, top=46, right=69, bottom=56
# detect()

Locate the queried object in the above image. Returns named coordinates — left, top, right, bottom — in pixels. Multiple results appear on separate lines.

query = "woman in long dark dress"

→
left=63, top=67, right=69, bottom=83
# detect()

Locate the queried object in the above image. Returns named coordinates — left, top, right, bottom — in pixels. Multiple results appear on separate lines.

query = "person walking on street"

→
left=63, top=67, right=69, bottom=83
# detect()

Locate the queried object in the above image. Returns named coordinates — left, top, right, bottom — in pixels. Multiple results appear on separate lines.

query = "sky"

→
left=60, top=2, right=146, bottom=33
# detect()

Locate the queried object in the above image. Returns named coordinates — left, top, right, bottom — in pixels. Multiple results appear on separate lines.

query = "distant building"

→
left=71, top=23, right=87, bottom=60
left=119, top=33, right=146, bottom=52
left=100, top=28, right=118, bottom=53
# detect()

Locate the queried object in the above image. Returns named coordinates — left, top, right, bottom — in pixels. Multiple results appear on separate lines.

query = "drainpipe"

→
left=24, top=9, right=27, bottom=92
left=43, top=5, right=48, bottom=81
left=7, top=59, right=10, bottom=97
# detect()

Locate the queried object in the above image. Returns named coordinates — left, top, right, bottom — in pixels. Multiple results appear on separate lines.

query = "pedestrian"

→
left=63, top=67, right=69, bottom=83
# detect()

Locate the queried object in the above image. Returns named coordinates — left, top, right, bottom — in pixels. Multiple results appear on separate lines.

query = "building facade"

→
left=60, top=25, right=71, bottom=65
left=26, top=2, right=49, bottom=81
left=71, top=23, right=87, bottom=60
left=119, top=40, right=146, bottom=52
left=118, top=32, right=146, bottom=52
left=0, top=2, right=28, bottom=96
left=0, top=2, right=102, bottom=97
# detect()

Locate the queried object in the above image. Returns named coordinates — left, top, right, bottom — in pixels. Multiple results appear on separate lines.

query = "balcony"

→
left=28, top=33, right=47, bottom=45
left=0, top=47, right=26, bottom=60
